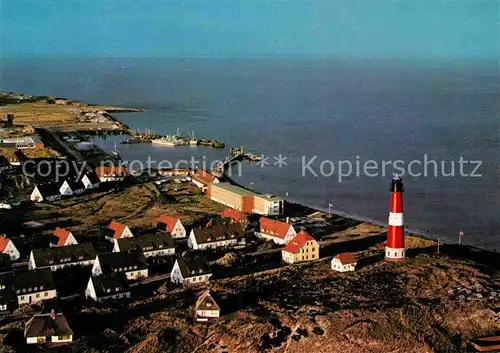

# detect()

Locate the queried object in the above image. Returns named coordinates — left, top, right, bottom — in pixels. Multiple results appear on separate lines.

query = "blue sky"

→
left=2, top=0, right=498, bottom=58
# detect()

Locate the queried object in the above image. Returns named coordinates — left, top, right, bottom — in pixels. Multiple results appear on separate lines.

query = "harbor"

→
left=121, top=128, right=225, bottom=148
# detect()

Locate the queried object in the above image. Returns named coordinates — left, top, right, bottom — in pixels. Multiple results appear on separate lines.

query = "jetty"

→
left=211, top=146, right=261, bottom=177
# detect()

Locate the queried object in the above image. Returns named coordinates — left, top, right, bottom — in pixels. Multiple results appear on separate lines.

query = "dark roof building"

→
left=176, top=258, right=211, bottom=279
left=188, top=223, right=245, bottom=249
left=86, top=272, right=131, bottom=301
left=24, top=310, right=73, bottom=344
left=93, top=250, right=147, bottom=276
left=29, top=243, right=96, bottom=270
left=115, top=233, right=174, bottom=254
left=82, top=171, right=101, bottom=185
left=0, top=269, right=56, bottom=307
left=0, top=287, right=18, bottom=312
left=34, top=183, right=61, bottom=199
left=66, top=179, right=85, bottom=192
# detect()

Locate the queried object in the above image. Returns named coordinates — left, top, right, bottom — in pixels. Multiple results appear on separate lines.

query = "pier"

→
left=211, top=146, right=261, bottom=177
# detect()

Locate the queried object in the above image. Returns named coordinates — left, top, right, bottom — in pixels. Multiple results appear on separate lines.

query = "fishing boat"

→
left=188, top=131, right=198, bottom=145
left=151, top=136, right=188, bottom=147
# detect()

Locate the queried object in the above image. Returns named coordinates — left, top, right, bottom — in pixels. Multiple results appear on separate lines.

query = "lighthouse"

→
left=385, top=176, right=406, bottom=262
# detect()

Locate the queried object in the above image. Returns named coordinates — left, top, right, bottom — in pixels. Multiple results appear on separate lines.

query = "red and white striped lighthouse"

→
left=385, top=176, right=405, bottom=262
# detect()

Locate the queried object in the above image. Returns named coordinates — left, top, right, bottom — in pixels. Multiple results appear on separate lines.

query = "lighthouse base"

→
left=385, top=247, right=406, bottom=262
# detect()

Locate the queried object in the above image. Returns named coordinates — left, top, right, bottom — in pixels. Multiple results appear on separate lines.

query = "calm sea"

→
left=1, top=57, right=498, bottom=247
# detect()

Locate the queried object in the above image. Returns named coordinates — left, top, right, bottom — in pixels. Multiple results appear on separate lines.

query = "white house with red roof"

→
left=106, top=221, right=133, bottom=242
left=50, top=228, right=78, bottom=247
left=0, top=236, right=19, bottom=261
left=191, top=170, right=219, bottom=190
left=221, top=208, right=248, bottom=226
left=254, top=217, right=296, bottom=245
left=157, top=216, right=186, bottom=238
left=281, top=230, right=319, bottom=264
left=331, top=253, right=357, bottom=272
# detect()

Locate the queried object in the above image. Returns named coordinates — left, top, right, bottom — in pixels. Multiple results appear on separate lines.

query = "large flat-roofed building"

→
left=208, top=182, right=284, bottom=216
left=0, top=136, right=44, bottom=149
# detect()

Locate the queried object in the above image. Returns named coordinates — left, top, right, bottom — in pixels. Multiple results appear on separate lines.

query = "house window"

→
left=20, top=296, right=24, bottom=301
left=36, top=293, right=40, bottom=298
left=44, top=292, right=48, bottom=297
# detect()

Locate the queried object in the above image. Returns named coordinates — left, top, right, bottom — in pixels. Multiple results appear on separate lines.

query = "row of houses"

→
left=30, top=173, right=100, bottom=203
left=30, top=166, right=128, bottom=203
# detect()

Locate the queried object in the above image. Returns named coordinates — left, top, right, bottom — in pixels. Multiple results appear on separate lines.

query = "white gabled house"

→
left=112, top=233, right=175, bottom=257
left=30, top=184, right=61, bottom=203
left=59, top=180, right=85, bottom=197
left=0, top=236, right=20, bottom=261
left=195, top=289, right=221, bottom=322
left=0, top=269, right=58, bottom=306
left=254, top=217, right=296, bottom=245
left=91, top=251, right=148, bottom=281
left=331, top=253, right=357, bottom=272
left=157, top=216, right=186, bottom=238
left=24, top=310, right=73, bottom=345
left=80, top=171, right=101, bottom=189
left=28, top=243, right=96, bottom=271
left=188, top=224, right=245, bottom=250
left=85, top=272, right=131, bottom=302
left=170, top=258, right=212, bottom=286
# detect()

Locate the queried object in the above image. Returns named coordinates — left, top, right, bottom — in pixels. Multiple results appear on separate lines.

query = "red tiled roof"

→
left=282, top=230, right=316, bottom=254
left=259, top=217, right=291, bottom=239
left=221, top=208, right=247, bottom=224
left=193, top=170, right=217, bottom=185
left=53, top=227, right=71, bottom=247
left=158, top=216, right=178, bottom=233
left=95, top=166, right=127, bottom=178
left=335, top=252, right=357, bottom=265
left=0, top=236, right=10, bottom=252
left=108, top=221, right=127, bottom=239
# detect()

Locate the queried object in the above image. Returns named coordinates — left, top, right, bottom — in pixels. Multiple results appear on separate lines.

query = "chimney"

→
left=286, top=217, right=289, bottom=224
left=49, top=309, right=56, bottom=320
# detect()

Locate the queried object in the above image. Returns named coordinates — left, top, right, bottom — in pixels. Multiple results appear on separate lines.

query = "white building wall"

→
left=65, top=233, right=78, bottom=246
left=187, top=230, right=197, bottom=249
left=144, top=248, right=175, bottom=257
left=170, top=261, right=184, bottom=284
left=91, top=257, right=102, bottom=276
left=4, top=240, right=20, bottom=261
left=30, top=188, right=43, bottom=202
left=51, top=335, right=73, bottom=343
left=172, top=220, right=186, bottom=238
left=28, top=251, right=36, bottom=270
left=331, top=259, right=356, bottom=272
left=85, top=278, right=97, bottom=301
left=125, top=269, right=148, bottom=281
left=59, top=182, right=73, bottom=196
left=17, top=289, right=57, bottom=305
left=26, top=337, right=44, bottom=344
